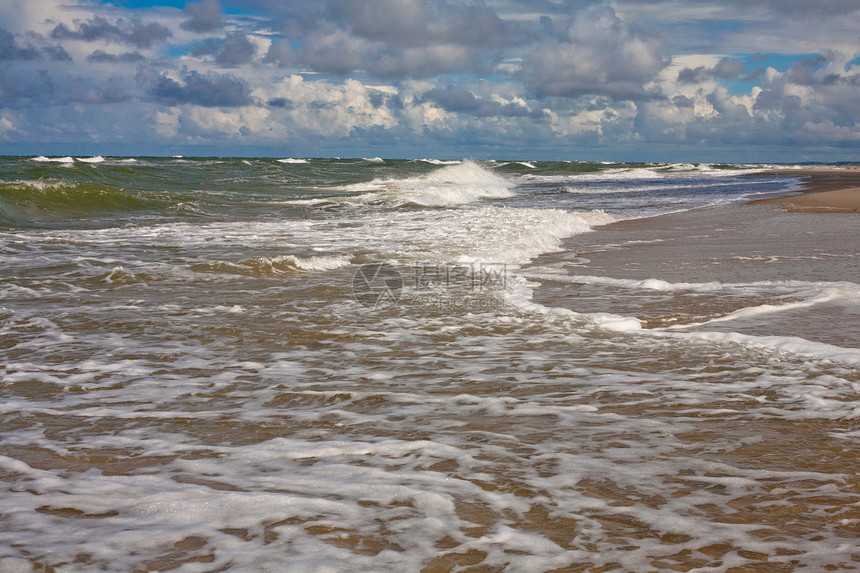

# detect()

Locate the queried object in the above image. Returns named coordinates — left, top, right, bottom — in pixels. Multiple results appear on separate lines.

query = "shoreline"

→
left=526, top=200, right=860, bottom=345
left=749, top=167, right=860, bottom=212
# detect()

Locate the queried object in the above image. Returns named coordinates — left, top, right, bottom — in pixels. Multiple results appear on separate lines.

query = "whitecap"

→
left=31, top=156, right=74, bottom=163
left=341, top=160, right=515, bottom=207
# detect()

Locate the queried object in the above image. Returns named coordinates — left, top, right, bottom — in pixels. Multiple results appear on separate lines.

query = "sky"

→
left=0, top=0, right=858, bottom=161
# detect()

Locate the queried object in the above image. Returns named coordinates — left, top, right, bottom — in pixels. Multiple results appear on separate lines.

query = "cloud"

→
left=724, top=0, right=860, bottom=14
left=420, top=86, right=546, bottom=118
left=150, top=70, right=253, bottom=107
left=192, top=32, right=257, bottom=66
left=263, top=75, right=398, bottom=136
left=87, top=50, right=145, bottom=64
left=215, top=33, right=257, bottom=66
left=712, top=57, right=745, bottom=79
left=51, top=16, right=171, bottom=49
left=677, top=66, right=711, bottom=84
left=326, top=0, right=514, bottom=49
left=678, top=58, right=746, bottom=84
left=0, top=67, right=54, bottom=106
left=1, top=0, right=859, bottom=158
left=181, top=0, right=223, bottom=33
left=520, top=5, right=667, bottom=99
left=290, top=0, right=516, bottom=78
left=262, top=40, right=299, bottom=67
left=0, top=27, right=40, bottom=60
left=0, top=26, right=70, bottom=61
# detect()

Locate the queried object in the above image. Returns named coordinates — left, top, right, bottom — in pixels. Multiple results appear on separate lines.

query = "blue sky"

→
left=0, top=0, right=858, bottom=161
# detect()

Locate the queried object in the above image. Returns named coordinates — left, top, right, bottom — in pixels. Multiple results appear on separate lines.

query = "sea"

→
left=1, top=156, right=858, bottom=572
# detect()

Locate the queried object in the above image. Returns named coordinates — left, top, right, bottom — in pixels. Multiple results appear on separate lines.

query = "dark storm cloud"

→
left=71, top=76, right=131, bottom=104
left=1, top=27, right=72, bottom=62
left=520, top=5, right=667, bottom=99
left=0, top=28, right=40, bottom=60
left=87, top=50, right=146, bottom=64
left=215, top=33, right=257, bottom=66
left=150, top=69, right=252, bottom=107
left=51, top=16, right=171, bottom=49
left=191, top=32, right=257, bottom=66
left=0, top=67, right=54, bottom=105
left=679, top=59, right=747, bottom=84
left=42, top=46, right=73, bottom=62
left=672, top=95, right=695, bottom=108
left=786, top=55, right=828, bottom=85
left=712, top=58, right=745, bottom=80
left=677, top=67, right=710, bottom=84
left=262, top=41, right=299, bottom=68
left=267, top=97, right=293, bottom=109
left=181, top=0, right=223, bottom=33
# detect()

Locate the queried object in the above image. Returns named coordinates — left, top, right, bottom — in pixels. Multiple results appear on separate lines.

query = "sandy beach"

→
left=751, top=167, right=860, bottom=212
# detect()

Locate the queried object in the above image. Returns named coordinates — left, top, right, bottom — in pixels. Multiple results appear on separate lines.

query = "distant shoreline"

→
left=749, top=167, right=860, bottom=212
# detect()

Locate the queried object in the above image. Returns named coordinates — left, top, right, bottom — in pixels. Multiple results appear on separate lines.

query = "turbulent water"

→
left=1, top=156, right=858, bottom=572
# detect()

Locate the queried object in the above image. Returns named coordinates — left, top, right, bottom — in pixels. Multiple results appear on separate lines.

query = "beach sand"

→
left=750, top=167, right=860, bottom=212
left=526, top=200, right=860, bottom=346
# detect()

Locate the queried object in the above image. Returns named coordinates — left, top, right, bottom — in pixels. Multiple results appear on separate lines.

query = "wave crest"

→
left=344, top=160, right=514, bottom=207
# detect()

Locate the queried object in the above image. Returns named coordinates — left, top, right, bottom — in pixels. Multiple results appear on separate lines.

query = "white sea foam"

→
left=363, top=157, right=385, bottom=163
left=667, top=287, right=855, bottom=330
left=3, top=179, right=70, bottom=191
left=505, top=275, right=643, bottom=332
left=75, top=156, right=105, bottom=163
left=30, top=156, right=74, bottom=164
left=524, top=272, right=860, bottom=297
left=344, top=160, right=515, bottom=206
left=661, top=329, right=860, bottom=367
left=277, top=158, right=308, bottom=164
left=417, top=159, right=462, bottom=165
left=284, top=254, right=352, bottom=271
left=536, top=165, right=764, bottom=182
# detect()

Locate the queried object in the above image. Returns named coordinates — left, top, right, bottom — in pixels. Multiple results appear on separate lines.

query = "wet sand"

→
left=527, top=200, right=860, bottom=346
left=750, top=168, right=860, bottom=212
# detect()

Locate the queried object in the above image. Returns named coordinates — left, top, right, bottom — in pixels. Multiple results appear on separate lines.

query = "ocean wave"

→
left=31, top=156, right=75, bottom=163
left=520, top=164, right=762, bottom=185
left=416, top=159, right=462, bottom=165
left=661, top=329, right=860, bottom=367
left=0, top=179, right=165, bottom=223
left=193, top=254, right=352, bottom=277
left=342, top=160, right=515, bottom=207
left=522, top=273, right=860, bottom=295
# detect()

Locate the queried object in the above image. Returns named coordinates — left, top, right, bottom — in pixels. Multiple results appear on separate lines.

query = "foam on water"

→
left=343, top=160, right=515, bottom=206
left=1, top=157, right=858, bottom=572
left=523, top=271, right=860, bottom=296
left=416, top=159, right=462, bottom=165
left=30, top=156, right=74, bottom=163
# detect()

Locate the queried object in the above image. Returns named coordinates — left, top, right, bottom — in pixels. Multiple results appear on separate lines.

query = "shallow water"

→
left=1, top=157, right=858, bottom=571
